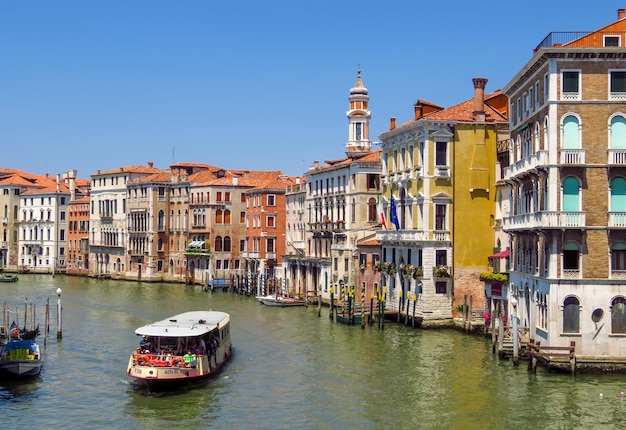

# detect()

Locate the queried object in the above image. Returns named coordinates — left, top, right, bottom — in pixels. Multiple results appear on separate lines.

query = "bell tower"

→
left=346, top=69, right=372, bottom=155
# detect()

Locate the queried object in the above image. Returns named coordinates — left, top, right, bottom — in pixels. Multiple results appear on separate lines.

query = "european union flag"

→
left=390, top=195, right=400, bottom=230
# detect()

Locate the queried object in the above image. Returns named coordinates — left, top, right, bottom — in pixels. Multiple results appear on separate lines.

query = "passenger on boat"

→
left=196, top=338, right=206, bottom=355
left=138, top=336, right=153, bottom=353
left=183, top=351, right=196, bottom=367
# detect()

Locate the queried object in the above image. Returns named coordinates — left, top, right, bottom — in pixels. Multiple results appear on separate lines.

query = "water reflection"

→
left=0, top=378, right=41, bottom=400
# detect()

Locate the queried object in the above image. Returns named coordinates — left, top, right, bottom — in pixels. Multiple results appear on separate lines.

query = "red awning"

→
left=489, top=249, right=510, bottom=259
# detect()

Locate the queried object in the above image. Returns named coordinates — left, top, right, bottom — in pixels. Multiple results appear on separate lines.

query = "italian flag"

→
left=377, top=192, right=387, bottom=229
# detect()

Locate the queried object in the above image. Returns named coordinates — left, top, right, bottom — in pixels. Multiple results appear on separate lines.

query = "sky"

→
left=0, top=1, right=623, bottom=180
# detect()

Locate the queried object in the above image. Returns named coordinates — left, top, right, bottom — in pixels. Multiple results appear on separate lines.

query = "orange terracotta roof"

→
left=21, top=183, right=71, bottom=195
left=385, top=91, right=508, bottom=134
left=0, top=174, right=38, bottom=187
left=92, top=165, right=164, bottom=176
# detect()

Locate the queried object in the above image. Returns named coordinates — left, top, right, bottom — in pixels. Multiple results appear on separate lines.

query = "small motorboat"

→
left=0, top=274, right=18, bottom=282
left=0, top=323, right=43, bottom=378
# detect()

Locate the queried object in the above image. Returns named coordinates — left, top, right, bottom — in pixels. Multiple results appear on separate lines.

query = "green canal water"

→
left=1, top=275, right=625, bottom=429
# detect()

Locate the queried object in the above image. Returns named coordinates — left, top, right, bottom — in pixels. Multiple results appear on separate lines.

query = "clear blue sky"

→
left=0, top=1, right=622, bottom=179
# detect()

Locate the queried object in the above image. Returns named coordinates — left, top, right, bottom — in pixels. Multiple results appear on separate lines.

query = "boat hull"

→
left=256, top=295, right=306, bottom=307
left=0, top=359, right=42, bottom=377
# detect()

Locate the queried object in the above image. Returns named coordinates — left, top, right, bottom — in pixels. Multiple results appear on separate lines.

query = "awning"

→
left=188, top=240, right=205, bottom=249
left=489, top=249, right=510, bottom=259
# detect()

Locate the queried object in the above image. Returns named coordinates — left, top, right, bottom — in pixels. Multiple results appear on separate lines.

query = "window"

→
left=563, top=241, right=580, bottom=271
left=435, top=249, right=447, bottom=267
left=435, top=205, right=446, bottom=231
left=435, top=142, right=447, bottom=166
left=562, top=177, right=580, bottom=213
left=267, top=215, right=276, bottom=227
left=611, top=177, right=626, bottom=214
left=240, top=211, right=245, bottom=223
left=562, top=296, right=580, bottom=333
left=561, top=115, right=580, bottom=149
left=216, top=209, right=223, bottom=224
left=435, top=281, right=447, bottom=294
left=368, top=198, right=377, bottom=222
left=610, top=116, right=626, bottom=150
left=216, top=192, right=222, bottom=202
left=610, top=71, right=626, bottom=99
left=214, top=236, right=223, bottom=252
left=605, top=35, right=620, bottom=47
left=223, top=236, right=231, bottom=252
left=225, top=192, right=230, bottom=202
left=240, top=240, right=246, bottom=252
left=267, top=195, right=276, bottom=206
left=267, top=238, right=275, bottom=253
left=612, top=243, right=626, bottom=271
left=611, top=296, right=626, bottom=333
left=224, top=210, right=231, bottom=224
left=562, top=71, right=580, bottom=99
left=367, top=174, right=379, bottom=189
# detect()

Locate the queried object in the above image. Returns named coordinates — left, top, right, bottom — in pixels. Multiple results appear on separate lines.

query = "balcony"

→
left=559, top=149, right=585, bottom=165
left=608, top=149, right=626, bottom=165
left=504, top=150, right=548, bottom=179
left=503, top=211, right=586, bottom=230
left=435, top=166, right=450, bottom=177
left=376, top=229, right=450, bottom=243
left=609, top=212, right=626, bottom=227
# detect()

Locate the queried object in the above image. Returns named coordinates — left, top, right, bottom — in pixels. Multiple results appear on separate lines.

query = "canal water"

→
left=1, top=275, right=625, bottom=429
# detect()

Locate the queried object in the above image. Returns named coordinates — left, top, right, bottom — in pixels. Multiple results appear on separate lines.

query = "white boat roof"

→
left=134, top=311, right=230, bottom=338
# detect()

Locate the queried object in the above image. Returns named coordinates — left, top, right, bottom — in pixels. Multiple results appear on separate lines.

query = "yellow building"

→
left=377, top=78, right=508, bottom=321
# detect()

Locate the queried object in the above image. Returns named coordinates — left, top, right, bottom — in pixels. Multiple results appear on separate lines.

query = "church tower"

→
left=346, top=69, right=372, bottom=155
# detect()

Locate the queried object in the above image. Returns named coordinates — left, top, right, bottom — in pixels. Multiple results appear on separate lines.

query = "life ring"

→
left=136, top=354, right=148, bottom=366
left=171, top=357, right=184, bottom=367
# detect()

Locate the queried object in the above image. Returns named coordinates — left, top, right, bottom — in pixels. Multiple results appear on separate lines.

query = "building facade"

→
left=284, top=70, right=382, bottom=303
left=503, top=9, right=626, bottom=358
left=378, top=79, right=509, bottom=321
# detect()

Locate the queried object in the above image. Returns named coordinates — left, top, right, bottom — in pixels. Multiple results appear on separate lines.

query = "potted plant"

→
left=413, top=266, right=424, bottom=279
left=433, top=265, right=450, bottom=277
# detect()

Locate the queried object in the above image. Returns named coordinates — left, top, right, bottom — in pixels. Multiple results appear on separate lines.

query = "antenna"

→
left=172, top=146, right=175, bottom=164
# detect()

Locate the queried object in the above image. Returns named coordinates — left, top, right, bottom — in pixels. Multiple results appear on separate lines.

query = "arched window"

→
left=610, top=115, right=626, bottom=149
left=611, top=296, right=626, bottom=333
left=562, top=177, right=580, bottom=211
left=214, top=236, right=223, bottom=252
left=224, top=210, right=231, bottom=224
left=158, top=210, right=165, bottom=231
left=562, top=115, right=580, bottom=149
left=612, top=242, right=626, bottom=271
left=216, top=209, right=223, bottom=224
left=563, top=241, right=580, bottom=271
left=543, top=117, right=550, bottom=149
left=224, top=236, right=231, bottom=252
left=368, top=198, right=377, bottom=222
left=534, top=122, right=541, bottom=152
left=610, top=177, right=626, bottom=213
left=563, top=296, right=580, bottom=333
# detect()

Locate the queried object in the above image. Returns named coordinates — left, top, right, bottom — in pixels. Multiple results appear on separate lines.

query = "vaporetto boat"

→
left=126, top=310, right=232, bottom=390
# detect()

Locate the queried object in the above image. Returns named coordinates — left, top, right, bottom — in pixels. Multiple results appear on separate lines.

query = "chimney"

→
left=619, top=8, right=626, bottom=20
left=390, top=117, right=396, bottom=130
left=313, top=160, right=319, bottom=169
left=148, top=161, right=154, bottom=168
left=414, top=101, right=423, bottom=120
left=472, top=77, right=488, bottom=122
